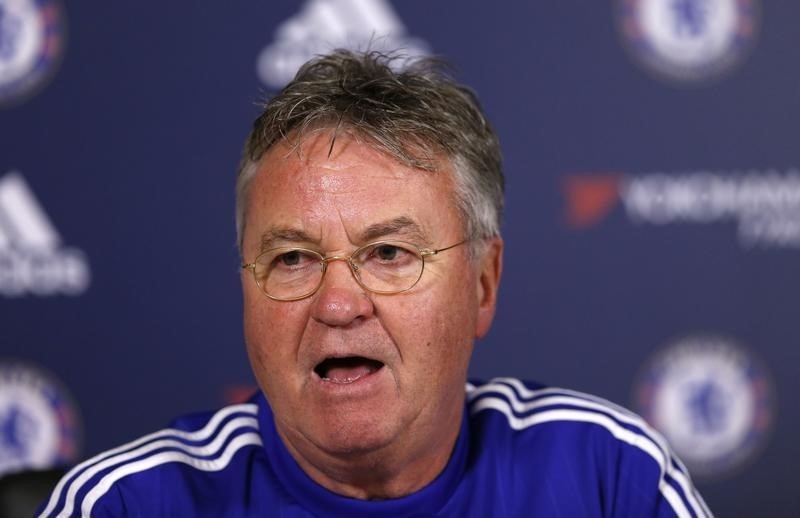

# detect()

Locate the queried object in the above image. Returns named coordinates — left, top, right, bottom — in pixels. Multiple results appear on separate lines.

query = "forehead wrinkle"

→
left=303, top=171, right=406, bottom=197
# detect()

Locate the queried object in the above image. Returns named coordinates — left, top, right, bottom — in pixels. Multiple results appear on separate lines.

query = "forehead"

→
left=245, top=133, right=461, bottom=246
left=259, top=132, right=446, bottom=189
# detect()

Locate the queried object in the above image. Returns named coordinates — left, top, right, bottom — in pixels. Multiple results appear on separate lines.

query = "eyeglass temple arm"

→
left=421, top=239, right=469, bottom=257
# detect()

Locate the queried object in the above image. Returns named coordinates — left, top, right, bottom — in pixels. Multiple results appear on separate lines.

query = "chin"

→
left=312, top=411, right=399, bottom=457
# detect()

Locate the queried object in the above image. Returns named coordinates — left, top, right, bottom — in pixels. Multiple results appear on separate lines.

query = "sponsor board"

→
left=617, top=0, right=758, bottom=85
left=0, top=171, right=90, bottom=297
left=0, top=0, right=66, bottom=105
left=634, top=334, right=773, bottom=479
left=256, top=0, right=429, bottom=89
left=0, top=361, right=81, bottom=476
left=563, top=168, right=800, bottom=250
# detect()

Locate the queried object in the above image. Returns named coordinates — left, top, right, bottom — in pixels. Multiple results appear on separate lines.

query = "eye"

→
left=262, top=249, right=318, bottom=271
left=374, top=244, right=399, bottom=261
left=357, top=242, right=418, bottom=268
left=279, top=250, right=303, bottom=266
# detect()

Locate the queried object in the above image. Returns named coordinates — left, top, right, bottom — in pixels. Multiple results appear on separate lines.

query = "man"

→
left=40, top=50, right=710, bottom=516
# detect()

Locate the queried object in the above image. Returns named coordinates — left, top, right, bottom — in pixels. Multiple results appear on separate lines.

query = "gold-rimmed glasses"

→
left=242, top=240, right=467, bottom=301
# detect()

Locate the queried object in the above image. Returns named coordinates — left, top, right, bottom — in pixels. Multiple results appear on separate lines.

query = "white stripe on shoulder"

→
left=479, top=377, right=641, bottom=419
left=80, top=432, right=263, bottom=517
left=469, top=383, right=662, bottom=452
left=660, top=482, right=693, bottom=518
left=40, top=403, right=258, bottom=518
left=470, top=379, right=678, bottom=473
left=472, top=399, right=697, bottom=518
left=55, top=416, right=258, bottom=517
left=469, top=380, right=709, bottom=518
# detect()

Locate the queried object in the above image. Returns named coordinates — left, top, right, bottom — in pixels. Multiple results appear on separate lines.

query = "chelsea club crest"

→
left=617, top=0, right=759, bottom=84
left=0, top=0, right=66, bottom=105
left=634, top=334, right=774, bottom=479
left=0, top=361, right=81, bottom=476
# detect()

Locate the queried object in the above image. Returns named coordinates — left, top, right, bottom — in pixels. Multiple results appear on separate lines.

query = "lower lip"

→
left=312, top=365, right=388, bottom=396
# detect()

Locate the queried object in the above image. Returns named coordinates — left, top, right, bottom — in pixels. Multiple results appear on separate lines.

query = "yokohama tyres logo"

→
left=0, top=172, right=90, bottom=296
left=563, top=169, right=800, bottom=250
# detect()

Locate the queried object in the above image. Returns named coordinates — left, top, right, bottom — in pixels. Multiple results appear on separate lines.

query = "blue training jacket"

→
left=40, top=378, right=711, bottom=517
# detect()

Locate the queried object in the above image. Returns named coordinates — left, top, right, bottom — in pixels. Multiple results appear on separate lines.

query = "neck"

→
left=276, top=405, right=463, bottom=500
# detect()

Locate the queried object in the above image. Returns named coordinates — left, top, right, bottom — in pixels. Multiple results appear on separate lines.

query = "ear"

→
left=475, top=237, right=503, bottom=339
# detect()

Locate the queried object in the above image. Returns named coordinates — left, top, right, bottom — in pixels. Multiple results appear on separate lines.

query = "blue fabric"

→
left=39, top=379, right=709, bottom=517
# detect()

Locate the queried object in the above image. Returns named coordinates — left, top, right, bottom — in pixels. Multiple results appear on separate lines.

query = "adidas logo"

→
left=256, top=0, right=430, bottom=89
left=0, top=172, right=90, bottom=297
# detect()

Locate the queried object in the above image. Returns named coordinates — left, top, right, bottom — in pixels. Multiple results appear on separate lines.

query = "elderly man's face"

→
left=241, top=132, right=500, bottom=484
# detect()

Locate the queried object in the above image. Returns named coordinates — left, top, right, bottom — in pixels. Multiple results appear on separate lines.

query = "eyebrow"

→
left=259, top=228, right=316, bottom=253
left=358, top=216, right=429, bottom=245
left=258, top=216, right=430, bottom=254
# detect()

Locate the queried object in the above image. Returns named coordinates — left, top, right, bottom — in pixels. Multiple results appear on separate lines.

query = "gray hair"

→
left=235, top=49, right=504, bottom=257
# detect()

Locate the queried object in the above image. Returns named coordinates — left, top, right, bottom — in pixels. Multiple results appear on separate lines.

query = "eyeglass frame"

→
left=241, top=239, right=468, bottom=301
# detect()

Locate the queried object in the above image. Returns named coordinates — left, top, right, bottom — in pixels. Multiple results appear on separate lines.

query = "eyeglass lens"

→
left=254, top=241, right=425, bottom=299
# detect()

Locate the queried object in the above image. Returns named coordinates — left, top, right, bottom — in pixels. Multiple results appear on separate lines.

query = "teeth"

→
left=321, top=374, right=364, bottom=384
left=315, top=356, right=383, bottom=383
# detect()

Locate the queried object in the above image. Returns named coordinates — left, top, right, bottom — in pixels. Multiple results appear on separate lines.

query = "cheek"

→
left=377, top=276, right=478, bottom=368
left=243, top=291, right=306, bottom=376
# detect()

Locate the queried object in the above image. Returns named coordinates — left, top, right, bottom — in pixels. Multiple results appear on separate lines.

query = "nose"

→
left=310, top=258, right=374, bottom=327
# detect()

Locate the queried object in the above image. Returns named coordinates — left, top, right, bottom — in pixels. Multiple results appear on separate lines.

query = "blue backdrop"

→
left=1, top=1, right=798, bottom=515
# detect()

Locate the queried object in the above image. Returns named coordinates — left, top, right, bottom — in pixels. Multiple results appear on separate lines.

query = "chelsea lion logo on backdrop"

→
left=634, top=334, right=774, bottom=479
left=0, top=0, right=66, bottom=106
left=0, top=361, right=81, bottom=476
left=617, top=0, right=759, bottom=85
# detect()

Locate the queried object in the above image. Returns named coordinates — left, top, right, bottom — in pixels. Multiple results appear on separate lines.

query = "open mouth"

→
left=314, top=356, right=384, bottom=384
